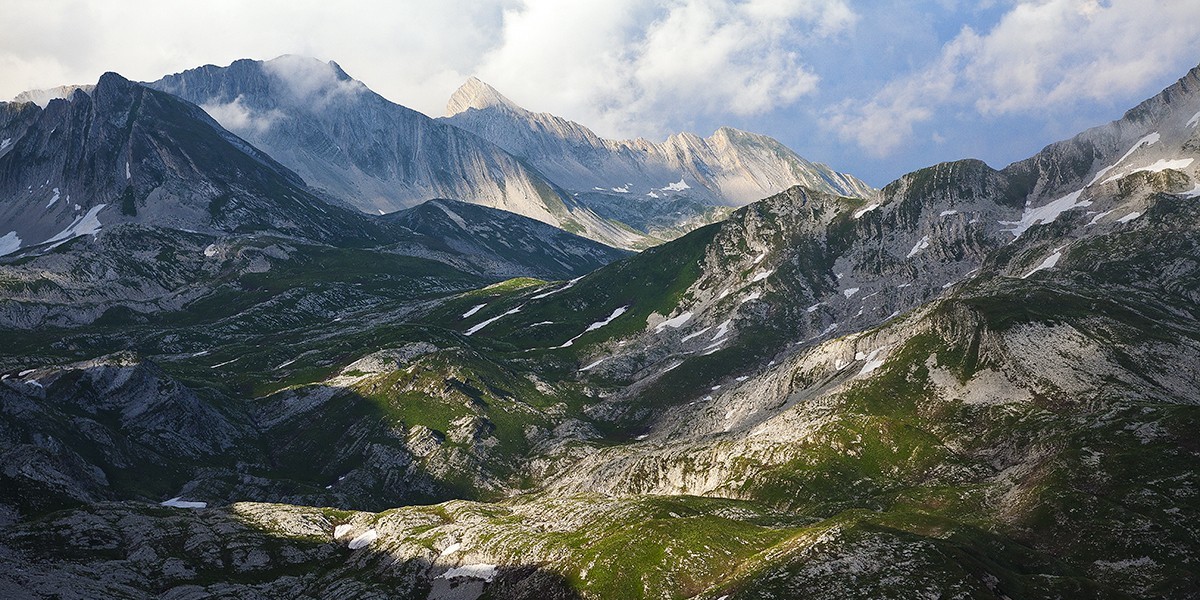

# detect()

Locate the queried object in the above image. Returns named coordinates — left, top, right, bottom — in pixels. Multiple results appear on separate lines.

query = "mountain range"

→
left=149, top=56, right=872, bottom=247
left=1, top=56, right=1199, bottom=599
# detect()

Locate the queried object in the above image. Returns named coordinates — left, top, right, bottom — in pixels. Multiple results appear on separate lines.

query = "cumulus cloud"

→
left=827, top=0, right=1200, bottom=157
left=0, top=0, right=509, bottom=115
left=475, top=0, right=856, bottom=138
left=1, top=0, right=854, bottom=140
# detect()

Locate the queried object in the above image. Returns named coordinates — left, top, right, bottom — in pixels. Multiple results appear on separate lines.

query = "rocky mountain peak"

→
left=445, top=76, right=524, bottom=116
left=11, top=83, right=95, bottom=108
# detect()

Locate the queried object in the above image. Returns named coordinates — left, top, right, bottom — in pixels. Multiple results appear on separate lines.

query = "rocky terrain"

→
left=443, top=77, right=876, bottom=242
left=146, top=57, right=640, bottom=249
left=1, top=59, right=1199, bottom=599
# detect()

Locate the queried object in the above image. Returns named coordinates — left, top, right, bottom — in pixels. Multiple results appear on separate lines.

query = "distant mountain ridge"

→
left=144, top=56, right=872, bottom=247
left=0, top=71, right=627, bottom=287
left=148, top=56, right=644, bottom=249
left=0, top=71, right=382, bottom=252
left=441, top=77, right=877, bottom=204
left=2, top=58, right=1200, bottom=600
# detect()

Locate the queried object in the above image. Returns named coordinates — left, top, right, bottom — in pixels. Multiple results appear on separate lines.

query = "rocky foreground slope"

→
left=1, top=65, right=1200, bottom=599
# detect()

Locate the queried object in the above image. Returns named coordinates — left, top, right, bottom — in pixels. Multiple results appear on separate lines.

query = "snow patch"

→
left=580, top=357, right=608, bottom=371
left=1116, top=212, right=1141, bottom=224
left=160, top=497, right=207, bottom=509
left=203, top=244, right=219, bottom=257
left=0, top=232, right=22, bottom=257
left=646, top=191, right=659, bottom=198
left=439, top=564, right=498, bottom=582
left=655, top=311, right=693, bottom=333
left=611, top=184, right=630, bottom=193
left=1023, top=246, right=1065, bottom=278
left=466, top=306, right=521, bottom=336
left=559, top=306, right=628, bottom=347
left=46, top=188, right=60, bottom=208
left=750, top=269, right=773, bottom=283
left=333, top=524, right=353, bottom=539
left=906, top=235, right=930, bottom=258
left=853, top=203, right=880, bottom=219
left=462, top=303, right=487, bottom=319
left=531, top=276, right=581, bottom=299
left=348, top=529, right=378, bottom=550
left=858, top=347, right=888, bottom=375
left=661, top=179, right=691, bottom=192
left=439, top=543, right=463, bottom=556
left=740, top=291, right=762, bottom=304
left=1087, top=210, right=1115, bottom=226
left=752, top=252, right=766, bottom=264
left=43, top=203, right=106, bottom=248
left=0, top=138, right=10, bottom=151
left=681, top=327, right=712, bottom=342
left=1188, top=110, right=1200, bottom=128
left=1130, top=157, right=1194, bottom=176
left=1183, top=183, right=1200, bottom=199
left=711, top=319, right=732, bottom=342
left=843, top=288, right=860, bottom=299
left=125, top=161, right=131, bottom=180
left=939, top=209, right=958, bottom=217
left=1004, top=190, right=1090, bottom=238
left=1116, top=132, right=1160, bottom=165
left=806, top=303, right=821, bottom=313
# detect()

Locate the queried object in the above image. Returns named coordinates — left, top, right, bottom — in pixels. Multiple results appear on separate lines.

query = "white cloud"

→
left=262, top=55, right=365, bottom=108
left=827, top=0, right=1200, bottom=156
left=200, top=96, right=283, bottom=136
left=474, top=0, right=856, bottom=138
left=0, top=0, right=511, bottom=115
left=1, top=0, right=853, bottom=140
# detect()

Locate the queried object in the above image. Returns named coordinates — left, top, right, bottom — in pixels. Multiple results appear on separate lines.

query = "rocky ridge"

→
left=1, top=64, right=1200, bottom=599
left=149, top=56, right=645, bottom=249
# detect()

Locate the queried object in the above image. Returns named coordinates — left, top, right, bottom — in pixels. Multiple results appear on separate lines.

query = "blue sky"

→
left=3, top=0, right=1198, bottom=186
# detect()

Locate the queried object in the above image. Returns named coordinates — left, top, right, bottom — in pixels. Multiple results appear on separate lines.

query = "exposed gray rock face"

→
left=3, top=62, right=1200, bottom=600
left=384, top=199, right=629, bottom=280
left=0, top=71, right=387, bottom=254
left=9, top=84, right=95, bottom=107
left=0, top=353, right=250, bottom=513
left=442, top=77, right=876, bottom=216
left=149, top=57, right=644, bottom=249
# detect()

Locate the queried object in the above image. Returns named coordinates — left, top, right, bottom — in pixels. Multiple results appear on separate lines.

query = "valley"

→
left=1, top=55, right=1199, bottom=600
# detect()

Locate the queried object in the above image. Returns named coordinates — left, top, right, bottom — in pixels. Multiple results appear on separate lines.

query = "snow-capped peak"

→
left=445, top=77, right=524, bottom=116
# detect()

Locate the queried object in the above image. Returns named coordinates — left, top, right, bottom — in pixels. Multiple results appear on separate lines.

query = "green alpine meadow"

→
left=2, top=17, right=1200, bottom=600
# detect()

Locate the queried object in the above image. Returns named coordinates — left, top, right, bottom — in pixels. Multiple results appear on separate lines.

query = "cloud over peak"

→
left=471, top=0, right=857, bottom=138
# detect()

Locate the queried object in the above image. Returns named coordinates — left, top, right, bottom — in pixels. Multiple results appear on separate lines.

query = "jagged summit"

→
left=441, top=80, right=878, bottom=207
left=445, top=76, right=523, bottom=117
left=11, top=83, right=95, bottom=107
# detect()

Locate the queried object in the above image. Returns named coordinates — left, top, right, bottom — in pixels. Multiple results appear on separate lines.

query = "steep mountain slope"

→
left=0, top=207, right=626, bottom=331
left=442, top=77, right=876, bottom=239
left=149, top=56, right=643, bottom=249
left=2, top=63, right=1200, bottom=599
left=0, top=71, right=386, bottom=252
left=384, top=199, right=628, bottom=280
left=0, top=71, right=629, bottom=330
